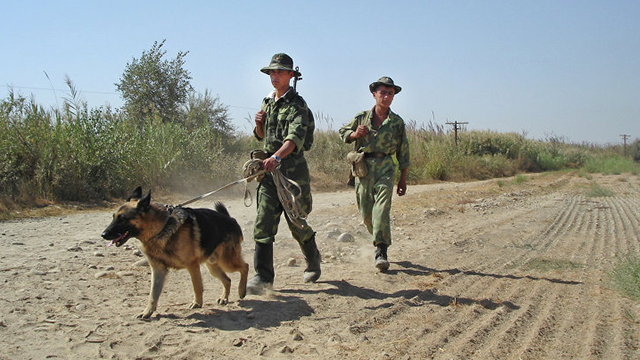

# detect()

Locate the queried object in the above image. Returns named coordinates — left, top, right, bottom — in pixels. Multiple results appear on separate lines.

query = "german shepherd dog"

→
left=101, top=186, right=248, bottom=319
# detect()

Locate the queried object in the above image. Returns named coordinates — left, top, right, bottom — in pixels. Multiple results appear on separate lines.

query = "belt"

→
left=364, top=152, right=388, bottom=159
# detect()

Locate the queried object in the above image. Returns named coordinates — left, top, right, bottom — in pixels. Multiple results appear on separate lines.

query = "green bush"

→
left=609, top=254, right=640, bottom=300
left=583, top=154, right=639, bottom=175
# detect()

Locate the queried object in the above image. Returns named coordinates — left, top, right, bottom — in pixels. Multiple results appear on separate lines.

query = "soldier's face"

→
left=373, top=86, right=395, bottom=108
left=269, top=69, right=294, bottom=91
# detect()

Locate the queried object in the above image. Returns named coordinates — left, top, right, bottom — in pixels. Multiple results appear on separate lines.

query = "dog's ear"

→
left=127, top=186, right=143, bottom=201
left=137, top=191, right=152, bottom=211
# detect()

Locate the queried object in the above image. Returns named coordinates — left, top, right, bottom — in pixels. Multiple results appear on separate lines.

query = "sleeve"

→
left=282, top=101, right=308, bottom=152
left=253, top=98, right=269, bottom=141
left=395, top=120, right=411, bottom=170
left=339, top=111, right=365, bottom=144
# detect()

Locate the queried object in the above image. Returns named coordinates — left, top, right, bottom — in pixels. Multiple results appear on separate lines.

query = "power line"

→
left=2, top=84, right=260, bottom=113
left=2, top=84, right=117, bottom=95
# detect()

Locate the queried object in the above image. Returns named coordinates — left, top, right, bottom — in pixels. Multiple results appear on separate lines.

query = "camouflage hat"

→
left=260, top=53, right=302, bottom=77
left=369, top=76, right=402, bottom=94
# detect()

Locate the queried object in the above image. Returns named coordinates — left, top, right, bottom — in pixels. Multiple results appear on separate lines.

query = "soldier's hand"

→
left=397, top=179, right=407, bottom=196
left=255, top=110, right=266, bottom=126
left=263, top=157, right=279, bottom=172
left=353, top=125, right=369, bottom=139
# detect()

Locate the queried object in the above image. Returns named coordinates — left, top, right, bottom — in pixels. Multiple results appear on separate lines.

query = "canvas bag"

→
left=346, top=110, right=371, bottom=178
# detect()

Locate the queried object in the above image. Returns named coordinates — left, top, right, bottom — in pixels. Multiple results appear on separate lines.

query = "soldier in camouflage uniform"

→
left=339, top=77, right=410, bottom=272
left=248, top=53, right=320, bottom=295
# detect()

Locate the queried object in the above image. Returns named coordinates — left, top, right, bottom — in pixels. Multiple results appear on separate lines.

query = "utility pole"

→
left=620, top=134, right=630, bottom=157
left=446, top=121, right=468, bottom=145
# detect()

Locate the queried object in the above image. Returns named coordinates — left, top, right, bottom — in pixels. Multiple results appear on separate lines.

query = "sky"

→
left=2, top=0, right=639, bottom=145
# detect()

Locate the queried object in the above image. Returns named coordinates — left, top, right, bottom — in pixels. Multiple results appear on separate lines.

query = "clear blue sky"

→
left=2, top=0, right=639, bottom=145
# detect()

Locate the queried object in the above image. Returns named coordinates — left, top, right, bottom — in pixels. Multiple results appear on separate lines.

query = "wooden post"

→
left=620, top=134, right=630, bottom=157
left=446, top=121, right=468, bottom=145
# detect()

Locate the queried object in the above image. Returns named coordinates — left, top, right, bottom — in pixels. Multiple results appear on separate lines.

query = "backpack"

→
left=303, top=107, right=315, bottom=151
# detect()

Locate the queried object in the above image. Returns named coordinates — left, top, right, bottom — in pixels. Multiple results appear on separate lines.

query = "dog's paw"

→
left=217, top=298, right=229, bottom=305
left=188, top=302, right=202, bottom=309
left=135, top=311, right=153, bottom=320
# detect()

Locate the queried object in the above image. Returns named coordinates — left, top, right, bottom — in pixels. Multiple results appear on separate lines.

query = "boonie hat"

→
left=260, top=53, right=302, bottom=77
left=369, top=76, right=402, bottom=94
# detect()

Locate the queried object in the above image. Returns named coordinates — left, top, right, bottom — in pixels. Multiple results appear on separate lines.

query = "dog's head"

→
left=101, top=186, right=152, bottom=247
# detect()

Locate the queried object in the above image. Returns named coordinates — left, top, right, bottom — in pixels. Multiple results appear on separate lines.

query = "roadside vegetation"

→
left=3, top=91, right=638, bottom=208
left=2, top=39, right=639, bottom=215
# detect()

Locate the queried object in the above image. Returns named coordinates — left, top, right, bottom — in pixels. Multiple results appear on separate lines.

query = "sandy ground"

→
left=1, top=172, right=640, bottom=359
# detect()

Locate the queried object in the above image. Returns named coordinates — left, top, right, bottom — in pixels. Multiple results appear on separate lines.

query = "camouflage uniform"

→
left=253, top=89, right=315, bottom=245
left=248, top=52, right=320, bottom=293
left=339, top=108, right=410, bottom=247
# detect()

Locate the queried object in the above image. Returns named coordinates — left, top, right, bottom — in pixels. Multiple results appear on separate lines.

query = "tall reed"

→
left=1, top=91, right=638, bottom=208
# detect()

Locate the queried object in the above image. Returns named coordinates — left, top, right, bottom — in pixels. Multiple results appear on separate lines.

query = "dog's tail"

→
left=214, top=202, right=230, bottom=217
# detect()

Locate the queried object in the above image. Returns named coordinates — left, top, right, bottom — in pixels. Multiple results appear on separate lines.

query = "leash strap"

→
left=272, top=168, right=307, bottom=229
left=178, top=170, right=267, bottom=207
left=177, top=163, right=307, bottom=229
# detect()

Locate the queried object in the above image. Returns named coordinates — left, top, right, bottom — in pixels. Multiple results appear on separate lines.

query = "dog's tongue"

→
left=107, top=231, right=129, bottom=247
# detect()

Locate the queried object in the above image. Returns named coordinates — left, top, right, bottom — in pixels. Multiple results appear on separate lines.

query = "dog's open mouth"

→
left=108, top=231, right=130, bottom=247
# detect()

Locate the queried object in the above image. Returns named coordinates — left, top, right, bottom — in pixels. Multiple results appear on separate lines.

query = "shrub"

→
left=609, top=254, right=640, bottom=300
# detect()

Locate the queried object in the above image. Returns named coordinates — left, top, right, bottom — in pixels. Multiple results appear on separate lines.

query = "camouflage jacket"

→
left=254, top=88, right=314, bottom=155
left=339, top=107, right=411, bottom=170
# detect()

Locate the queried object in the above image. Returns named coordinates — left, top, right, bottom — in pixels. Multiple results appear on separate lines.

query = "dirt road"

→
left=1, top=172, right=639, bottom=359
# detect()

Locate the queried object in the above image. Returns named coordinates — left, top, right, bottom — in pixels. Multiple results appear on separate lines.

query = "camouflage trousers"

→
left=355, top=155, right=396, bottom=247
left=254, top=153, right=315, bottom=245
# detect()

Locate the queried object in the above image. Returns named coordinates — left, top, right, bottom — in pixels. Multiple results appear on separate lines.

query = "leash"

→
left=178, top=169, right=268, bottom=207
left=176, top=160, right=308, bottom=229
left=272, top=168, right=307, bottom=229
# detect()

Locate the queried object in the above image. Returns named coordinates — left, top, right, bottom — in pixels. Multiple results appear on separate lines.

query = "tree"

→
left=115, top=39, right=192, bottom=124
left=632, top=138, right=640, bottom=163
left=183, top=90, right=234, bottom=136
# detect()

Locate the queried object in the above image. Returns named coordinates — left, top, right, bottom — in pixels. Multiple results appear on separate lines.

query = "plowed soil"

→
left=1, top=172, right=639, bottom=359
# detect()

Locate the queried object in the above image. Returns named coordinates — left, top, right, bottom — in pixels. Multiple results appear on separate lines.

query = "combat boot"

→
left=300, top=236, right=321, bottom=283
left=247, top=241, right=274, bottom=295
left=374, top=243, right=389, bottom=272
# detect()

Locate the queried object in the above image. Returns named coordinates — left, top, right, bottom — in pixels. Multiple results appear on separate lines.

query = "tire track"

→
left=396, top=176, right=639, bottom=359
left=354, top=191, right=583, bottom=358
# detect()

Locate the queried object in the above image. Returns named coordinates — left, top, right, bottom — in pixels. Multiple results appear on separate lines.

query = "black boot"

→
left=374, top=243, right=389, bottom=272
left=300, top=236, right=321, bottom=283
left=247, top=242, right=274, bottom=295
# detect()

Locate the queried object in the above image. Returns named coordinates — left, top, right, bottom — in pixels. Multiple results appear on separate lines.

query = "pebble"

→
left=104, top=266, right=115, bottom=271
left=134, top=259, right=149, bottom=267
left=93, top=252, right=104, bottom=257
left=291, top=329, right=304, bottom=341
left=326, top=229, right=341, bottom=239
left=337, top=233, right=354, bottom=243
left=30, top=269, right=46, bottom=276
left=286, top=258, right=297, bottom=266
left=94, top=271, right=109, bottom=278
left=117, top=271, right=136, bottom=277
left=11, top=242, right=24, bottom=246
